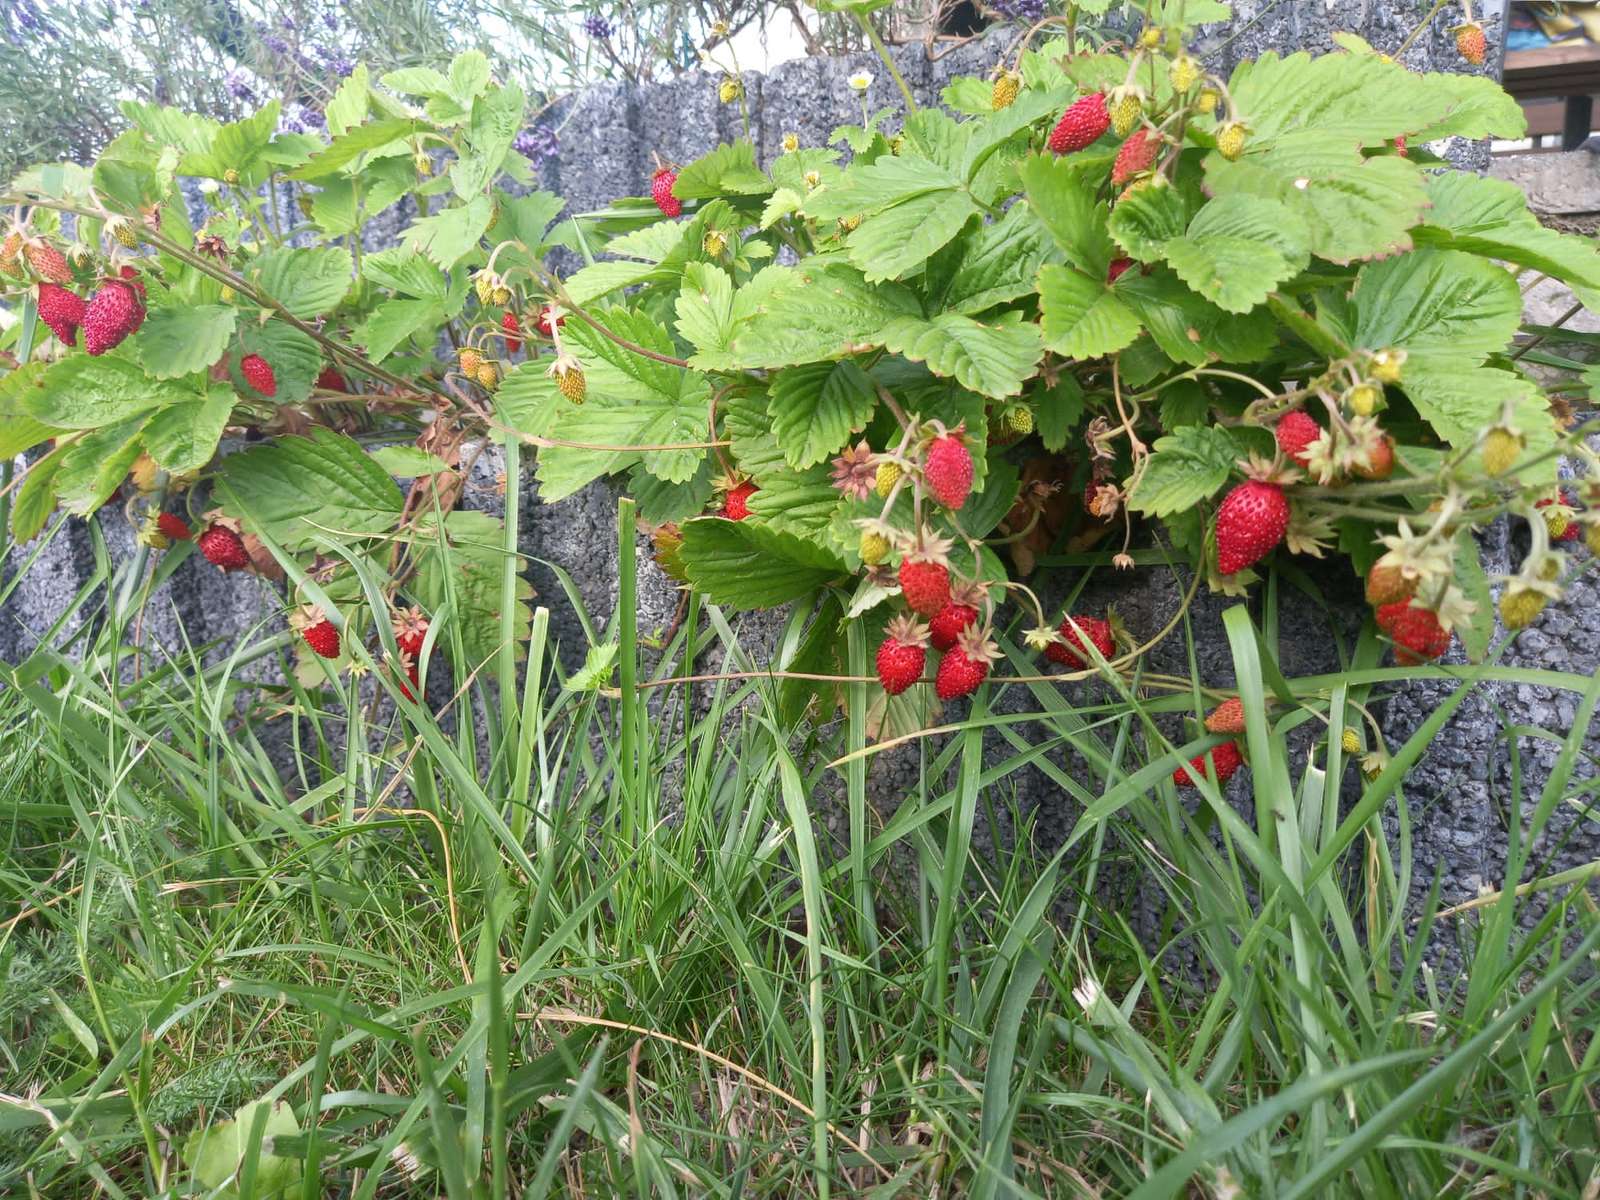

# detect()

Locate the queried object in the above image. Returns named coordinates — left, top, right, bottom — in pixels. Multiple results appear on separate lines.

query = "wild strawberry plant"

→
left=2, top=2, right=1598, bottom=729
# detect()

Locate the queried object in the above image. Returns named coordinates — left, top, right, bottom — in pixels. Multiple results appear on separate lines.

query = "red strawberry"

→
left=1173, top=741, right=1244, bottom=788
left=1106, top=257, right=1134, bottom=285
left=1045, top=614, right=1113, bottom=668
left=1215, top=480, right=1289, bottom=575
left=197, top=522, right=250, bottom=571
left=392, top=605, right=430, bottom=658
left=898, top=553, right=952, bottom=617
left=1455, top=21, right=1486, bottom=66
left=1365, top=561, right=1414, bottom=607
left=1204, top=696, right=1245, bottom=734
left=118, top=265, right=147, bottom=301
left=395, top=651, right=420, bottom=700
left=935, top=626, right=999, bottom=700
left=81, top=279, right=144, bottom=356
left=23, top=240, right=72, bottom=284
left=1275, top=411, right=1320, bottom=468
left=1375, top=601, right=1451, bottom=665
left=1048, top=92, right=1110, bottom=154
left=929, top=581, right=984, bottom=652
left=923, top=429, right=974, bottom=510
left=722, top=479, right=758, bottom=520
left=535, top=305, right=565, bottom=336
left=156, top=512, right=192, bottom=542
left=651, top=167, right=682, bottom=217
left=294, top=605, right=341, bottom=659
left=1354, top=435, right=1395, bottom=481
left=315, top=365, right=348, bottom=392
left=502, top=310, right=522, bottom=354
left=876, top=616, right=929, bottom=695
left=1394, top=135, right=1408, bottom=157
left=36, top=282, right=85, bottom=346
left=1111, top=128, right=1159, bottom=185
left=240, top=353, right=277, bottom=397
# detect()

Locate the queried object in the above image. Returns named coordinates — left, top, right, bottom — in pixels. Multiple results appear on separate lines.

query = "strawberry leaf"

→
left=677, top=517, right=847, bottom=610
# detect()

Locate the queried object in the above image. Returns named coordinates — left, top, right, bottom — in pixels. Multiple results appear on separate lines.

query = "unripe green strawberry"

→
left=1169, top=54, right=1201, bottom=92
left=554, top=362, right=586, bottom=404
left=1216, top=121, right=1248, bottom=161
left=1588, top=523, right=1600, bottom=557
left=223, top=168, right=240, bottom=184
left=476, top=361, right=498, bottom=390
left=1003, top=406, right=1033, bottom=437
left=474, top=272, right=495, bottom=306
left=859, top=529, right=890, bottom=565
left=110, top=218, right=139, bottom=248
left=1482, top=427, right=1522, bottom=476
left=1195, top=88, right=1220, bottom=114
left=703, top=229, right=727, bottom=257
left=875, top=460, right=902, bottom=498
left=991, top=70, right=1020, bottom=111
left=1500, top=586, right=1546, bottom=631
left=1346, top=383, right=1379, bottom=416
left=1341, top=728, right=1361, bottom=755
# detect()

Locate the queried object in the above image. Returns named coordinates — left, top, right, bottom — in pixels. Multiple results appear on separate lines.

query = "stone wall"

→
left=9, top=0, right=1597, bottom=953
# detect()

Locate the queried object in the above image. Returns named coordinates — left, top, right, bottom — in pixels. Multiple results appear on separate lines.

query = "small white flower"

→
left=847, top=71, right=874, bottom=92
left=198, top=178, right=221, bottom=195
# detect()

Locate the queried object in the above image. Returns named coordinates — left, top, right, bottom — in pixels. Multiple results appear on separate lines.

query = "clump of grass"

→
left=1, top=504, right=1597, bottom=1197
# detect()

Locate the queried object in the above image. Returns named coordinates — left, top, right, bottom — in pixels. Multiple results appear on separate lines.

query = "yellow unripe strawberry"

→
left=459, top=347, right=483, bottom=376
left=1369, top=348, right=1406, bottom=383
left=223, top=168, right=240, bottom=185
left=1216, top=121, right=1248, bottom=161
left=1482, top=427, right=1522, bottom=476
left=1544, top=506, right=1570, bottom=540
left=474, top=273, right=495, bottom=305
left=556, top=365, right=586, bottom=404
left=111, top=219, right=139, bottom=248
left=491, top=285, right=512, bottom=306
left=1196, top=88, right=1220, bottom=114
left=1347, top=383, right=1380, bottom=417
left=1500, top=587, right=1546, bottom=630
left=476, top=361, right=498, bottom=390
left=719, top=76, right=743, bottom=104
left=1169, top=55, right=1202, bottom=92
left=838, top=214, right=861, bottom=234
left=703, top=229, right=727, bottom=257
left=781, top=132, right=800, bottom=153
left=1341, top=728, right=1361, bottom=754
left=1110, top=90, right=1143, bottom=137
left=1004, top=405, right=1033, bottom=436
left=991, top=71, right=1020, bottom=111
left=859, top=530, right=890, bottom=565
left=874, top=460, right=901, bottom=498
left=1138, top=25, right=1162, bottom=48
left=220, top=284, right=236, bottom=302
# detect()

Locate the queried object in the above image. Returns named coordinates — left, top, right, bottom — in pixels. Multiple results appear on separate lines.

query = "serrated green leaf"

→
left=361, top=247, right=449, bottom=298
left=0, top=415, right=58, bottom=460
left=1407, top=70, right=1527, bottom=143
left=942, top=76, right=994, bottom=115
left=1162, top=194, right=1308, bottom=313
left=369, top=446, right=451, bottom=476
left=324, top=63, right=370, bottom=137
left=675, top=263, right=736, bottom=357
left=359, top=298, right=447, bottom=361
left=808, top=152, right=962, bottom=222
left=1352, top=248, right=1522, bottom=357
left=1035, top=373, right=1084, bottom=452
left=629, top=458, right=715, bottom=524
left=1118, top=266, right=1280, bottom=365
left=1128, top=425, right=1236, bottom=517
left=23, top=356, right=187, bottom=429
left=381, top=66, right=450, bottom=97
left=678, top=517, right=846, bottom=609
left=403, top=195, right=493, bottom=268
left=1018, top=152, right=1111, bottom=272
left=412, top=509, right=532, bottom=667
left=1415, top=172, right=1600, bottom=290
left=942, top=201, right=1059, bottom=315
left=217, top=427, right=404, bottom=551
left=56, top=417, right=146, bottom=516
left=1226, top=51, right=1444, bottom=151
left=1038, top=265, right=1141, bottom=358
left=768, top=360, right=878, bottom=469
left=1398, top=352, right=1559, bottom=487
left=746, top=466, right=843, bottom=538
left=451, top=82, right=523, bottom=199
left=135, top=305, right=236, bottom=379
left=288, top=118, right=418, bottom=180
left=249, top=246, right=352, bottom=319
left=496, top=363, right=567, bottom=445
left=880, top=311, right=1042, bottom=399
left=564, top=306, right=685, bottom=402
left=142, top=388, right=233, bottom=472
left=672, top=140, right=772, bottom=199
left=845, top=188, right=979, bottom=282
left=12, top=444, right=66, bottom=542
left=566, top=642, right=619, bottom=691
left=1106, top=179, right=1189, bottom=260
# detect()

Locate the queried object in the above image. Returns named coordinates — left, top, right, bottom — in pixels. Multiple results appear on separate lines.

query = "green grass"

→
left=2, top=505, right=1599, bottom=1198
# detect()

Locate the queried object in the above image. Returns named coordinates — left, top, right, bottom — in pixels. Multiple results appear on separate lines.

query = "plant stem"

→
left=854, top=10, right=918, bottom=114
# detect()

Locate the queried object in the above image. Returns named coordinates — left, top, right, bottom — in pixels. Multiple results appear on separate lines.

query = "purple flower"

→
left=328, top=55, right=355, bottom=77
left=224, top=69, right=257, bottom=103
left=990, top=0, right=1045, bottom=23
left=262, top=33, right=288, bottom=54
left=513, top=124, right=559, bottom=166
left=322, top=9, right=339, bottom=30
left=279, top=13, right=295, bottom=29
left=278, top=103, right=325, bottom=135
left=582, top=14, right=612, bottom=38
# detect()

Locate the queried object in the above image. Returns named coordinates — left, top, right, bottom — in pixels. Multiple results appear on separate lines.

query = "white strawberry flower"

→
left=847, top=71, right=874, bottom=92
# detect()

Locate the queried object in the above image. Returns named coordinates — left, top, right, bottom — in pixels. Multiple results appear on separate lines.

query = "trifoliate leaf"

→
left=1414, top=172, right=1600, bottom=291
left=672, top=140, right=773, bottom=199
left=941, top=200, right=1060, bottom=315
left=23, top=356, right=186, bottom=429
left=143, top=387, right=234, bottom=472
left=1107, top=180, right=1189, bottom=260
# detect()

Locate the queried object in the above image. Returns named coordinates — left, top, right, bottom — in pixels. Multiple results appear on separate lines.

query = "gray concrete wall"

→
left=8, top=1, right=1597, bottom=961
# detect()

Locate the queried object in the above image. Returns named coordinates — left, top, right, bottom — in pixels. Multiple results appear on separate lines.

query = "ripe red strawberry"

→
left=1111, top=128, right=1159, bottom=185
left=393, top=605, right=430, bottom=658
left=1375, top=601, right=1451, bottom=665
left=1173, top=741, right=1244, bottom=788
left=23, top=240, right=72, bottom=284
left=1365, top=561, right=1414, bottom=607
left=118, top=264, right=147, bottom=301
left=240, top=353, right=277, bottom=397
left=1047, top=92, right=1109, bottom=154
left=1215, top=480, right=1289, bottom=575
left=1275, top=411, right=1320, bottom=468
left=651, top=167, right=682, bottom=217
left=502, top=310, right=522, bottom=354
left=1394, top=135, right=1408, bottom=157
left=876, top=616, right=929, bottom=695
left=722, top=479, right=758, bottom=520
left=1106, top=257, right=1134, bottom=285
left=395, top=651, right=420, bottom=701
left=36, top=282, right=85, bottom=346
left=535, top=305, right=565, bottom=336
left=1354, top=436, right=1395, bottom=481
left=81, top=279, right=144, bottom=356
left=929, top=582, right=983, bottom=652
left=935, top=626, right=999, bottom=700
left=1455, top=21, right=1486, bottom=66
left=156, top=512, right=192, bottom=542
left=923, top=429, right=974, bottom=510
left=898, top=554, right=952, bottom=617
left=1204, top=696, right=1245, bottom=734
left=197, top=522, right=250, bottom=570
left=1045, top=614, right=1113, bottom=668
left=295, top=606, right=341, bottom=659
left=315, top=365, right=348, bottom=392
